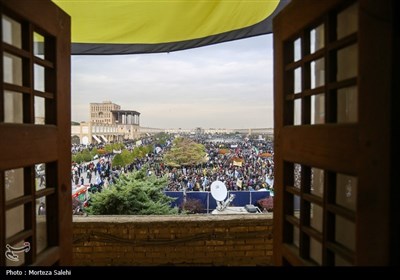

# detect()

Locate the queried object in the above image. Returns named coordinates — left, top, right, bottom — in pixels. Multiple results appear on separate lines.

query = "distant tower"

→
left=89, top=101, right=121, bottom=124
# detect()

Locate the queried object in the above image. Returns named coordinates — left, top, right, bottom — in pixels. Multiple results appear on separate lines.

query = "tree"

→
left=90, top=147, right=98, bottom=158
left=154, top=132, right=169, bottom=146
left=121, top=149, right=133, bottom=165
left=81, top=149, right=92, bottom=162
left=112, top=153, right=125, bottom=168
left=105, top=143, right=125, bottom=153
left=72, top=153, right=83, bottom=164
left=72, top=148, right=94, bottom=163
left=163, top=137, right=207, bottom=167
left=86, top=166, right=178, bottom=215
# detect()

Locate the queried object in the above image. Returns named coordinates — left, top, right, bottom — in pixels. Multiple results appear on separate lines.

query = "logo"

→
left=5, top=242, right=31, bottom=262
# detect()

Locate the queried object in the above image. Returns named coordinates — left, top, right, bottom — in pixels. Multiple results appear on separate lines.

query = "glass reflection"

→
left=294, top=67, right=302, bottom=93
left=310, top=24, right=324, bottom=53
left=294, top=99, right=301, bottom=125
left=2, top=15, right=22, bottom=48
left=36, top=198, right=47, bottom=254
left=293, top=226, right=300, bottom=248
left=310, top=203, right=323, bottom=232
left=336, top=173, right=357, bottom=211
left=311, top=58, right=325, bottom=89
left=337, top=87, right=357, bottom=123
left=310, top=238, right=322, bottom=265
left=337, top=3, right=358, bottom=40
left=311, top=94, right=325, bottom=125
left=6, top=205, right=24, bottom=239
left=337, top=44, right=358, bottom=81
left=4, top=91, right=23, bottom=123
left=335, top=215, right=355, bottom=251
left=294, top=38, right=301, bottom=61
left=3, top=52, right=22, bottom=86
left=311, top=168, right=324, bottom=197
left=294, top=195, right=301, bottom=219
left=335, top=254, right=352, bottom=266
left=5, top=168, right=24, bottom=201
left=34, top=96, right=45, bottom=125
left=34, top=64, right=45, bottom=92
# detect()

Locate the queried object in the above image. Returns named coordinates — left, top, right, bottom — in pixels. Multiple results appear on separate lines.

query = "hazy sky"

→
left=71, top=34, right=274, bottom=129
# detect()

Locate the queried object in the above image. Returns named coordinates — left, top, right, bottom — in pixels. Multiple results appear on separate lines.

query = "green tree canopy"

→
left=163, top=137, right=208, bottom=167
left=154, top=132, right=170, bottom=146
left=104, top=143, right=125, bottom=153
left=86, top=166, right=178, bottom=215
left=112, top=153, right=125, bottom=168
left=72, top=148, right=93, bottom=163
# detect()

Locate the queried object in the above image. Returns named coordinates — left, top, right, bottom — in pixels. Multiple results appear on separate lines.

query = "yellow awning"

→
left=52, top=0, right=288, bottom=55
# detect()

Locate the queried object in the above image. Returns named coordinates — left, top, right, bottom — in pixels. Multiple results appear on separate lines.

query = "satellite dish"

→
left=211, top=181, right=227, bottom=202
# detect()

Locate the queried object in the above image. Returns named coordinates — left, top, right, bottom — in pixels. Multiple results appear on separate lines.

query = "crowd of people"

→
left=71, top=135, right=275, bottom=195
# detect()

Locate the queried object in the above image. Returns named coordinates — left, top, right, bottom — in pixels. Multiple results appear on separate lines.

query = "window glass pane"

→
left=34, top=64, right=45, bottom=92
left=3, top=52, right=22, bottom=86
left=294, top=99, right=301, bottom=125
left=2, top=15, right=21, bottom=48
left=34, top=96, right=45, bottom=125
left=36, top=198, right=47, bottom=254
left=311, top=58, right=325, bottom=89
left=5, top=240, right=28, bottom=266
left=310, top=24, right=324, bottom=53
left=5, top=168, right=24, bottom=201
left=311, top=94, right=325, bottom=125
left=34, top=32, right=45, bottom=59
left=294, top=67, right=302, bottom=93
left=35, top=163, right=46, bottom=190
left=310, top=203, right=323, bottom=232
left=335, top=216, right=355, bottom=251
left=337, top=44, right=358, bottom=81
left=336, top=174, right=357, bottom=211
left=293, top=195, right=300, bottom=219
left=4, top=91, right=23, bottom=123
left=337, top=3, right=358, bottom=40
left=335, top=254, right=353, bottom=266
left=310, top=238, right=323, bottom=265
left=294, top=38, right=301, bottom=61
left=293, top=225, right=300, bottom=248
left=294, top=163, right=301, bottom=189
left=311, top=168, right=324, bottom=197
left=337, top=87, right=357, bottom=123
left=6, top=205, right=24, bottom=238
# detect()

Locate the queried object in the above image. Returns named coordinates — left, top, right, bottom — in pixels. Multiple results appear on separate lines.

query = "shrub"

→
left=257, top=196, right=273, bottom=212
left=86, top=166, right=178, bottom=215
left=180, top=198, right=204, bottom=214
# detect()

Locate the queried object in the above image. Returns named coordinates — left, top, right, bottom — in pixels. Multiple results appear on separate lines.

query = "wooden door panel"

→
left=273, top=0, right=394, bottom=265
left=0, top=0, right=71, bottom=266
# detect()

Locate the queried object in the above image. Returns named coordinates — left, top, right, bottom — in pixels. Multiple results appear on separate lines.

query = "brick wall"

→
left=73, top=214, right=273, bottom=266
